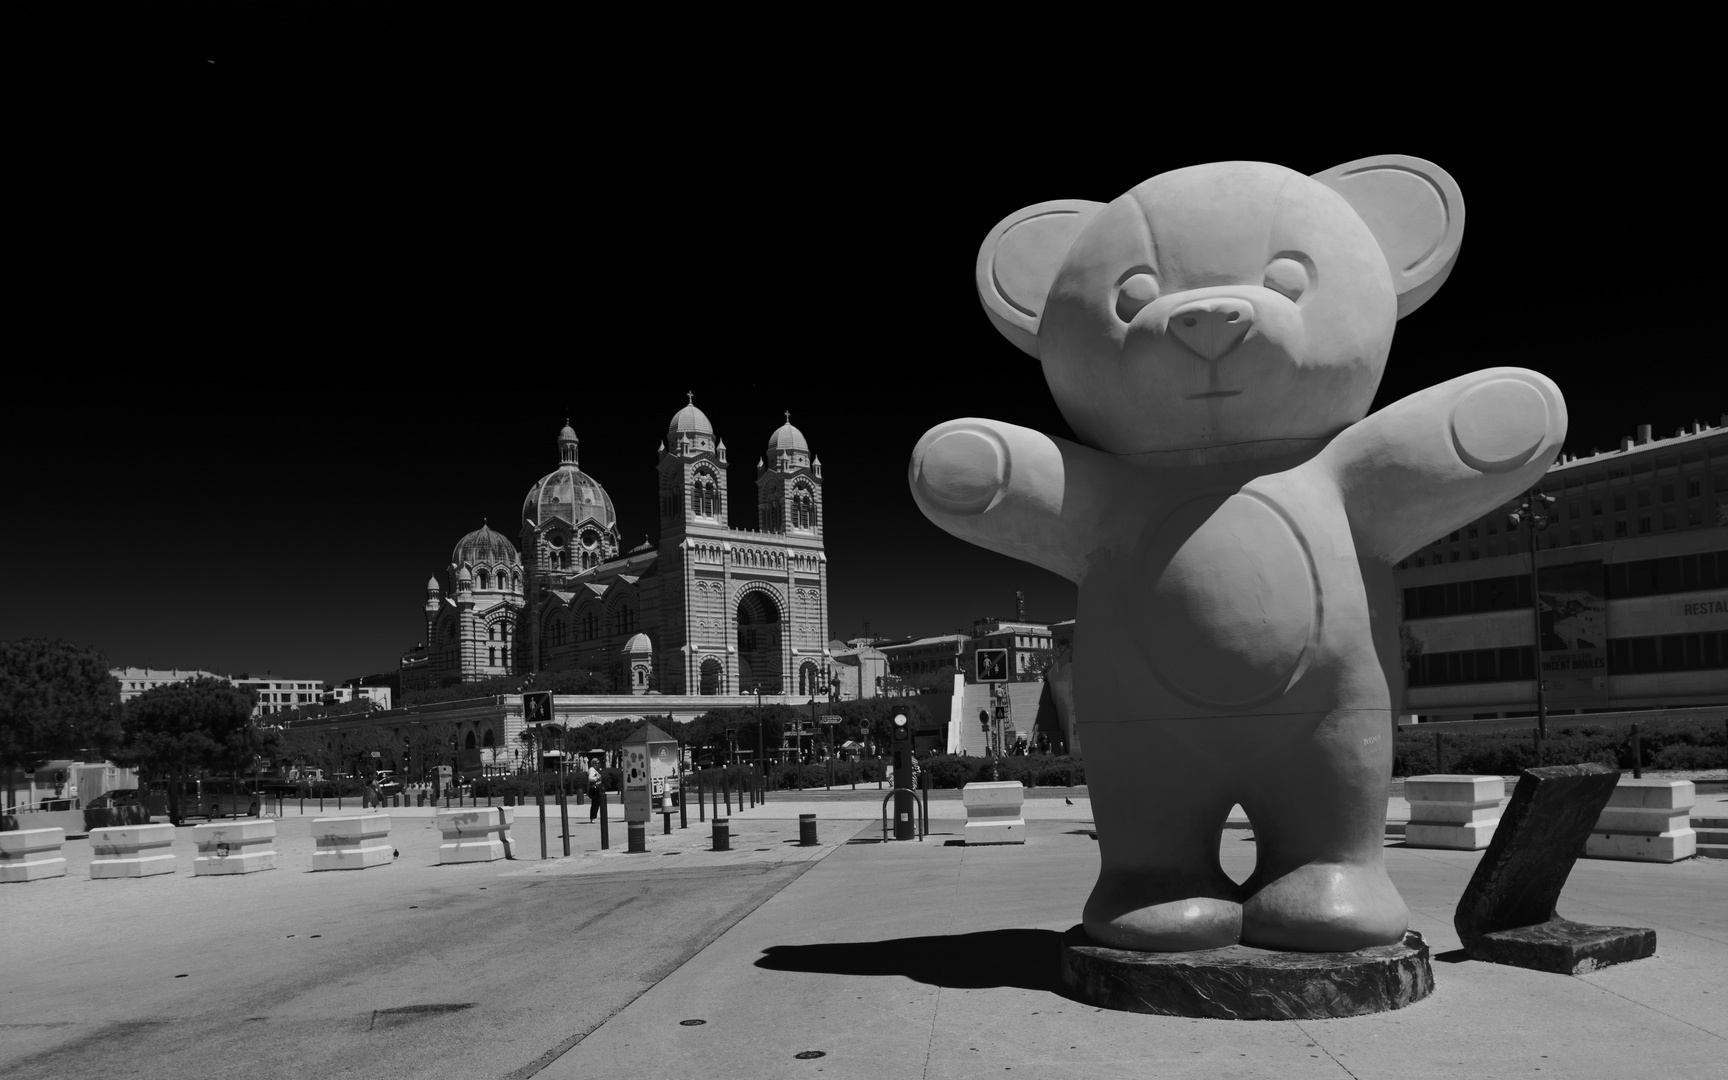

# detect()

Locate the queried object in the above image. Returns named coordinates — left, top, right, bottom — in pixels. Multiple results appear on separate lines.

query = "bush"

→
left=1394, top=717, right=1727, bottom=777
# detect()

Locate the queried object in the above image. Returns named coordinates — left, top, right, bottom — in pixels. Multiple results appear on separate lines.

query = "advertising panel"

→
left=1538, top=560, right=1609, bottom=704
left=622, top=743, right=651, bottom=824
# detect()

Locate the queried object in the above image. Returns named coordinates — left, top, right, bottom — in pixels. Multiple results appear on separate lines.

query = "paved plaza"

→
left=2, top=786, right=1724, bottom=1079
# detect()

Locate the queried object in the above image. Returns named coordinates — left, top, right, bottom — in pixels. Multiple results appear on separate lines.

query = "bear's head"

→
left=976, top=156, right=1464, bottom=456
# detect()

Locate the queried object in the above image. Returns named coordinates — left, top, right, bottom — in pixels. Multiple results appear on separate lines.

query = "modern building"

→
left=110, top=667, right=326, bottom=717
left=325, top=685, right=394, bottom=710
left=879, top=633, right=966, bottom=687
left=1398, top=414, right=1728, bottom=720
left=403, top=398, right=831, bottom=698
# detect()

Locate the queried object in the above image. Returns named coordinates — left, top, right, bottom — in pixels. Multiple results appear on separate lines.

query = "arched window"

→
left=477, top=569, right=490, bottom=590
left=489, top=624, right=499, bottom=641
left=700, top=657, right=723, bottom=695
left=489, top=647, right=497, bottom=666
left=465, top=731, right=477, bottom=750
left=483, top=729, right=495, bottom=748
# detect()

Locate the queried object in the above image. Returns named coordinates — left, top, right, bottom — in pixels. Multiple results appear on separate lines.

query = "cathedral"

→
left=402, top=397, right=829, bottom=697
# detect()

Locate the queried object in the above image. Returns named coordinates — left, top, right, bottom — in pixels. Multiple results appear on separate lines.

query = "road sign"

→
left=820, top=716, right=842, bottom=725
left=370, top=751, right=381, bottom=758
left=975, top=648, right=1008, bottom=683
left=994, top=705, right=1007, bottom=720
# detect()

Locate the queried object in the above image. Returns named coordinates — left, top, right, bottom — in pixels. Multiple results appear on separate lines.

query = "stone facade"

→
left=405, top=399, right=829, bottom=697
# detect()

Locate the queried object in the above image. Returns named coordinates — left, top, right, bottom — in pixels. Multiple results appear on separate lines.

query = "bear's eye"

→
left=1115, top=273, right=1160, bottom=322
left=1264, top=257, right=1309, bottom=301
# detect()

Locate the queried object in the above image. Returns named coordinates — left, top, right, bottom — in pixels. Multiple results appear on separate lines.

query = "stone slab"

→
left=437, top=806, right=514, bottom=864
left=1469, top=920, right=1656, bottom=975
left=192, top=818, right=278, bottom=875
left=1059, top=926, right=1433, bottom=1019
left=1404, top=819, right=1496, bottom=850
left=1455, top=763, right=1655, bottom=972
left=89, top=823, right=178, bottom=879
left=311, top=814, right=392, bottom=871
left=0, top=827, right=68, bottom=882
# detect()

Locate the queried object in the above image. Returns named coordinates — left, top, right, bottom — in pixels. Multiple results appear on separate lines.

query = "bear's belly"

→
left=1135, top=492, right=1320, bottom=710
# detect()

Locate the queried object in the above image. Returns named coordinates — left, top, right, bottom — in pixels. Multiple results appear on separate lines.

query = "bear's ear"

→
left=975, top=199, right=1106, bottom=357
left=1312, top=155, right=1464, bottom=320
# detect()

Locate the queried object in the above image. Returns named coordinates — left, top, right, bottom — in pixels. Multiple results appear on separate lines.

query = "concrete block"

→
left=89, top=823, right=178, bottom=878
left=436, top=806, right=514, bottom=864
left=311, top=814, right=392, bottom=871
left=1586, top=779, right=1695, bottom=863
left=0, top=827, right=68, bottom=883
left=192, top=818, right=278, bottom=875
left=1404, top=774, right=1504, bottom=851
left=962, top=780, right=1026, bottom=845
left=1692, top=817, right=1727, bottom=859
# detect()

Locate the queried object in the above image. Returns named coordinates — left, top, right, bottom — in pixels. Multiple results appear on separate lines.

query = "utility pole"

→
left=1508, top=486, right=1555, bottom=763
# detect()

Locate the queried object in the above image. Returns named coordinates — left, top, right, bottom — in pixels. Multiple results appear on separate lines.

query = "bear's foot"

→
left=1240, top=862, right=1408, bottom=952
left=1083, top=872, right=1242, bottom=951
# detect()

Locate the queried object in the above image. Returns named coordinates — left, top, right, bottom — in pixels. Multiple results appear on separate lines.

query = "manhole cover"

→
left=794, top=1051, right=826, bottom=1059
left=679, top=1019, right=706, bottom=1026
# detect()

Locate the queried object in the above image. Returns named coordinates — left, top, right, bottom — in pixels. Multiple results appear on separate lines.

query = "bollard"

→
left=680, top=782, right=688, bottom=830
left=1631, top=724, right=1642, bottom=779
left=663, top=808, right=672, bottom=835
left=599, top=790, right=610, bottom=850
left=1435, top=731, right=1445, bottom=773
left=627, top=821, right=646, bottom=853
left=0, top=827, right=68, bottom=883
left=799, top=813, right=818, bottom=846
left=193, top=818, right=278, bottom=875
left=90, top=823, right=178, bottom=878
left=749, top=773, right=756, bottom=809
left=559, top=791, right=571, bottom=858
left=712, top=816, right=730, bottom=851
left=311, top=814, right=392, bottom=871
left=538, top=793, right=547, bottom=860
left=697, top=771, right=705, bottom=823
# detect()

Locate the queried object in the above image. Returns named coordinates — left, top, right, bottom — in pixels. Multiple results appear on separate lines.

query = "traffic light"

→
left=892, top=713, right=910, bottom=751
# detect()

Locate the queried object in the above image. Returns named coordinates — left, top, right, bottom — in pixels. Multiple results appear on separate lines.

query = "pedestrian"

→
left=587, top=761, right=603, bottom=821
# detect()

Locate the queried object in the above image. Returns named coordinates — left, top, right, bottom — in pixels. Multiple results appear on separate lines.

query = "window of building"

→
left=1469, top=548, right=1479, bottom=560
left=1662, top=510, right=1676, bottom=530
left=1608, top=631, right=1728, bottom=673
left=1613, top=494, right=1626, bottom=512
left=1615, top=519, right=1628, bottom=537
left=1590, top=498, right=1603, bottom=515
left=1449, top=531, right=1460, bottom=542
left=1570, top=500, right=1582, bottom=521
left=1639, top=516, right=1651, bottom=534
left=1467, top=526, right=1479, bottom=539
left=1637, top=489, right=1650, bottom=508
left=1592, top=525, right=1604, bottom=542
left=1689, top=480, right=1703, bottom=498
left=489, top=647, right=497, bottom=666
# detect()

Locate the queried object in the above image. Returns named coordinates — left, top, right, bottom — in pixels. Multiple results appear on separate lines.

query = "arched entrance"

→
left=736, top=590, right=783, bottom=694
left=699, top=656, right=723, bottom=695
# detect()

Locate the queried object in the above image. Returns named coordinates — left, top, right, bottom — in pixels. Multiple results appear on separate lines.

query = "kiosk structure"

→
left=622, top=722, right=679, bottom=825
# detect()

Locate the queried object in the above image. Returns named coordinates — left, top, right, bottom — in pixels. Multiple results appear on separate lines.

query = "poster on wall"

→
left=1538, top=560, right=1609, bottom=704
left=622, top=744, right=651, bottom=824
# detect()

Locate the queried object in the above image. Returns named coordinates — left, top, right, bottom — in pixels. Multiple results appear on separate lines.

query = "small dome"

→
left=668, top=392, right=714, bottom=441
left=453, top=523, right=521, bottom=569
left=558, top=421, right=578, bottom=442
left=624, top=632, right=653, bottom=653
left=768, top=416, right=809, bottom=453
left=426, top=575, right=441, bottom=592
left=457, top=565, right=474, bottom=583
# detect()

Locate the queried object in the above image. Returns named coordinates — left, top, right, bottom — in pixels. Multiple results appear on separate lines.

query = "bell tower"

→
left=757, top=411, right=822, bottom=535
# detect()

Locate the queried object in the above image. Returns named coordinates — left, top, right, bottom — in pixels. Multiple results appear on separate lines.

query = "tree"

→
left=110, top=676, right=256, bottom=824
left=0, top=639, right=121, bottom=811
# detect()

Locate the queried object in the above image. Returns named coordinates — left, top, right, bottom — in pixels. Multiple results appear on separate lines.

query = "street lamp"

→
left=1508, top=486, right=1556, bottom=763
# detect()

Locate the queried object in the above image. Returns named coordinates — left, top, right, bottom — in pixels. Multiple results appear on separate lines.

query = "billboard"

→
left=1538, top=560, right=1608, bottom=704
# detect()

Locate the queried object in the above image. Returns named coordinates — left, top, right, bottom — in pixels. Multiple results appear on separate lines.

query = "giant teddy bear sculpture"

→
left=910, top=156, right=1566, bottom=953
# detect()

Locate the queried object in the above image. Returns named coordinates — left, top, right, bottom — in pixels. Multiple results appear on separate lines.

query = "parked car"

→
left=373, top=771, right=403, bottom=797
left=83, top=788, right=151, bottom=829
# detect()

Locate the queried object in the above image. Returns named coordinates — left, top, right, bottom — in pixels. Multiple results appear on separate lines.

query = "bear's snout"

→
left=1168, top=297, right=1254, bottom=362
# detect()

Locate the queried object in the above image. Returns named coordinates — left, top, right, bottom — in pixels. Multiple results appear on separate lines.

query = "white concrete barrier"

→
left=436, top=806, right=514, bottom=864
left=311, top=814, right=392, bottom=871
left=961, top=781, right=1026, bottom=845
left=1587, top=779, right=1696, bottom=862
left=1403, top=775, right=1505, bottom=850
left=89, top=823, right=178, bottom=878
left=0, top=827, right=68, bottom=883
left=192, top=818, right=278, bottom=875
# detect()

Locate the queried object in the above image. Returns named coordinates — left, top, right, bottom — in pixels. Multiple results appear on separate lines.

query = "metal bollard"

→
left=663, top=809, right=672, bottom=835
left=679, top=784, right=688, bottom=830
left=1631, top=723, right=1642, bottom=779
left=799, top=813, right=818, bottom=846
left=599, top=790, right=610, bottom=850
left=712, top=816, right=730, bottom=852
left=627, top=821, right=646, bottom=853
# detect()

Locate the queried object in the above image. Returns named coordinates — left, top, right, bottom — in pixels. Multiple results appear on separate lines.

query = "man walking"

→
left=587, top=761, right=604, bottom=821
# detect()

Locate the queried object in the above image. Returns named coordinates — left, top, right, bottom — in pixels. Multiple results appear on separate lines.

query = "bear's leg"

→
left=1238, top=708, right=1407, bottom=951
left=1080, top=718, right=1242, bottom=951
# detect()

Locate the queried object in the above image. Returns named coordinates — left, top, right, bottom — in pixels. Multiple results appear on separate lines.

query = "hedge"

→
left=1393, top=718, right=1727, bottom=777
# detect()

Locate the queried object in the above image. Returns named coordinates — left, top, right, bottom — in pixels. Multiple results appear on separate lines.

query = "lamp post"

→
left=1508, top=486, right=1555, bottom=763
left=753, top=683, right=765, bottom=765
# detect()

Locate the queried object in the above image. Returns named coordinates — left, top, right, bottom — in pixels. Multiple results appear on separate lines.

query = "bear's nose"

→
left=1168, top=298, right=1253, bottom=362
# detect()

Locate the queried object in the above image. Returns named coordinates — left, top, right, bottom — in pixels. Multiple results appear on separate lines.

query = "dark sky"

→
left=2, top=43, right=1711, bottom=684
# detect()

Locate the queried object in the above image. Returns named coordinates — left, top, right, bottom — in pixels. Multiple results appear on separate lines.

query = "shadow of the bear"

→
left=756, top=928, right=1069, bottom=996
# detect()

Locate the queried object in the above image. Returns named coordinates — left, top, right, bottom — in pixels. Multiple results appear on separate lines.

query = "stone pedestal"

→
left=311, top=814, right=392, bottom=871
left=436, top=806, right=513, bottom=864
left=960, top=780, right=1025, bottom=845
left=0, top=827, right=68, bottom=883
left=1586, top=779, right=1696, bottom=862
left=1403, top=774, right=1504, bottom=850
left=192, top=818, right=278, bottom=875
left=90, top=823, right=178, bottom=878
left=1060, top=926, right=1433, bottom=1019
left=1455, top=763, right=1654, bottom=973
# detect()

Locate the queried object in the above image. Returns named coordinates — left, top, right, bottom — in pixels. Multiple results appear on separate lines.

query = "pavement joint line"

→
left=1293, top=1018, right=1361, bottom=1078
left=1570, top=973, right=1728, bottom=1042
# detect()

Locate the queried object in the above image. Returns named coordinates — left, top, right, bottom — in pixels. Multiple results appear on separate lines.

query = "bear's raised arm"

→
left=1320, top=368, right=1567, bottom=563
left=908, top=418, right=1122, bottom=584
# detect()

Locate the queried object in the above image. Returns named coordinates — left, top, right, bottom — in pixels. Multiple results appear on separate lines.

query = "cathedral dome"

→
left=523, top=466, right=617, bottom=531
left=624, top=632, right=653, bottom=653
left=453, top=523, right=521, bottom=568
left=767, top=417, right=809, bottom=453
left=668, top=394, right=714, bottom=442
